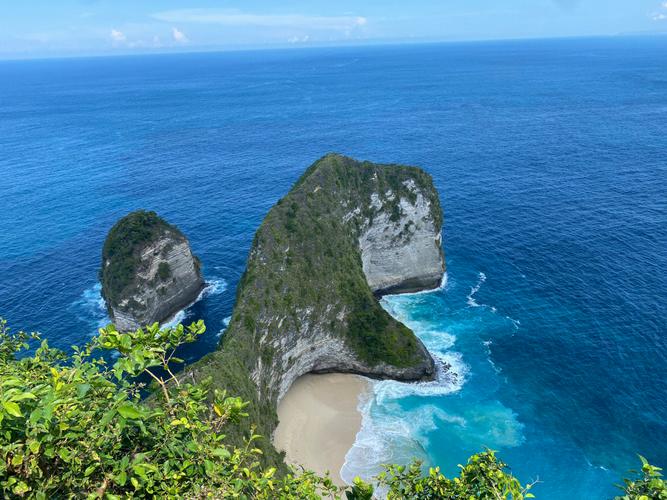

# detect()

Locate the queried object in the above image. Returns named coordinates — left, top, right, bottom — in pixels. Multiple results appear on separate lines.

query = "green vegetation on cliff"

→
left=190, top=154, right=442, bottom=466
left=100, top=210, right=181, bottom=309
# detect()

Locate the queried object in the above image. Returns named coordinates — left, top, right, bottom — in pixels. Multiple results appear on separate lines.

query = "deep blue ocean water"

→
left=1, top=37, right=666, bottom=499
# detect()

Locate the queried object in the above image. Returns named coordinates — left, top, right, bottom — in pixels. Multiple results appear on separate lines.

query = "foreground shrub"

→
left=0, top=319, right=341, bottom=498
left=615, top=456, right=666, bottom=500
left=0, top=317, right=661, bottom=499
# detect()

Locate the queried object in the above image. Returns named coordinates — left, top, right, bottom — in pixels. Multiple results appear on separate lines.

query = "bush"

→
left=0, top=319, right=342, bottom=498
left=615, top=456, right=666, bottom=500
left=1, top=317, right=661, bottom=499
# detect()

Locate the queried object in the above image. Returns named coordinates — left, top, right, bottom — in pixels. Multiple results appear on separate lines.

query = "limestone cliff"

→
left=100, top=210, right=204, bottom=332
left=192, top=154, right=445, bottom=466
left=359, top=179, right=444, bottom=295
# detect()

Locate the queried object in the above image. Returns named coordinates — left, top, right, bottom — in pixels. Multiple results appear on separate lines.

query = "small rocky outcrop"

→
left=100, top=210, right=204, bottom=332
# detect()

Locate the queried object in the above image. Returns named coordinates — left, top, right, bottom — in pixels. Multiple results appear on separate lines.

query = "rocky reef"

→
left=100, top=210, right=204, bottom=332
left=192, top=154, right=445, bottom=465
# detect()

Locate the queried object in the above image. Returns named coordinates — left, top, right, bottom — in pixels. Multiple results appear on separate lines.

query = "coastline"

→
left=273, top=373, right=369, bottom=486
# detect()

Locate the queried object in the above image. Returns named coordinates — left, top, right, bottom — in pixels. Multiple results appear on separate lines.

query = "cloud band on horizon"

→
left=152, top=9, right=367, bottom=30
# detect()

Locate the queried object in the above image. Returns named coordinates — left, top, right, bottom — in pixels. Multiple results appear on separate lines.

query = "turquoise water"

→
left=1, top=37, right=665, bottom=498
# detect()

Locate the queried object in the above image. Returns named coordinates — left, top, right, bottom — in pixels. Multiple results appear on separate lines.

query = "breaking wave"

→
left=73, top=277, right=228, bottom=332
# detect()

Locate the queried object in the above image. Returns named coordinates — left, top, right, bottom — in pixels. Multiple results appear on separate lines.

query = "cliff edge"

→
left=100, top=210, right=204, bottom=332
left=192, top=154, right=445, bottom=466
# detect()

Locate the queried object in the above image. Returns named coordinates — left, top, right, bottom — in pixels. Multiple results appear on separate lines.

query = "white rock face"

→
left=251, top=306, right=433, bottom=402
left=359, top=183, right=445, bottom=294
left=107, top=235, right=204, bottom=331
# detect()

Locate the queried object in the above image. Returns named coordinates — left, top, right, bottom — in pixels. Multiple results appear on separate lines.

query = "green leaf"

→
left=3, top=400, right=22, bottom=417
left=212, top=448, right=231, bottom=459
left=117, top=403, right=142, bottom=419
left=13, top=481, right=30, bottom=496
left=28, top=440, right=40, bottom=454
left=76, top=383, right=91, bottom=398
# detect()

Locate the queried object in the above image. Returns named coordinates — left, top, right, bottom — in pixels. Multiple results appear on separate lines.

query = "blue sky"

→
left=1, top=0, right=667, bottom=58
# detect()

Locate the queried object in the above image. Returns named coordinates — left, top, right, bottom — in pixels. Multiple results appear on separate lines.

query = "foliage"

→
left=99, top=210, right=180, bottom=308
left=0, top=317, right=532, bottom=499
left=3, top=317, right=665, bottom=499
left=0, top=319, right=343, bottom=498
left=615, top=456, right=667, bottom=500
left=378, top=451, right=536, bottom=499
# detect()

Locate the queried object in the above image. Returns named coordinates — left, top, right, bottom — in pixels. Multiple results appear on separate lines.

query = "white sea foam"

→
left=160, top=277, right=228, bottom=328
left=70, top=283, right=111, bottom=335
left=201, top=278, right=228, bottom=298
left=373, top=353, right=466, bottom=406
left=342, top=271, right=527, bottom=487
left=466, top=271, right=487, bottom=307
left=217, top=315, right=232, bottom=338
left=342, top=285, right=470, bottom=486
left=75, top=277, right=228, bottom=333
left=465, top=273, right=521, bottom=330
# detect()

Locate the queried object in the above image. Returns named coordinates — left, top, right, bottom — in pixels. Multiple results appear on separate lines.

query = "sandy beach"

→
left=273, top=373, right=368, bottom=486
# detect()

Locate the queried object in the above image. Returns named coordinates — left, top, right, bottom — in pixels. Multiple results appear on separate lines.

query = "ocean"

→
left=1, top=37, right=665, bottom=499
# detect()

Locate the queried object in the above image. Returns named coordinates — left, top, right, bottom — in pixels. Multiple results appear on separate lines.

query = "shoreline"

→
left=273, top=373, right=369, bottom=486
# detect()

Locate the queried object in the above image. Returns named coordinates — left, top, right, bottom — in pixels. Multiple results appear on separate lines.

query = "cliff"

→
left=191, top=154, right=445, bottom=467
left=100, top=210, right=204, bottom=332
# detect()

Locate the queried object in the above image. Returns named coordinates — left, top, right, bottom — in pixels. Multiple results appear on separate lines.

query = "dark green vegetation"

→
left=0, top=319, right=340, bottom=498
left=99, top=210, right=181, bottom=311
left=157, top=262, right=171, bottom=281
left=0, top=318, right=661, bottom=499
left=190, top=154, right=440, bottom=466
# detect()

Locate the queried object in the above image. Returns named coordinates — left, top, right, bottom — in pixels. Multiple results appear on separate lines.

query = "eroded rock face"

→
left=272, top=308, right=435, bottom=401
left=359, top=180, right=445, bottom=295
left=100, top=211, right=204, bottom=332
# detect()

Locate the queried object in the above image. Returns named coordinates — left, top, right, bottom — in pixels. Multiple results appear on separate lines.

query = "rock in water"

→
left=99, top=210, right=204, bottom=331
left=191, top=154, right=445, bottom=467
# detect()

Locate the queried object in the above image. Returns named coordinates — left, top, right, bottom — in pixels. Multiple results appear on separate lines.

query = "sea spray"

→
left=73, top=278, right=228, bottom=334
left=69, top=283, right=110, bottom=335
left=341, top=270, right=525, bottom=486
left=162, top=277, right=228, bottom=328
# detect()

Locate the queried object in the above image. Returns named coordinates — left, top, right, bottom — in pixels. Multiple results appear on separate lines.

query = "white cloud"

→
left=171, top=27, right=189, bottom=43
left=110, top=29, right=126, bottom=42
left=288, top=35, right=310, bottom=44
left=651, top=2, right=667, bottom=21
left=153, top=9, right=367, bottom=31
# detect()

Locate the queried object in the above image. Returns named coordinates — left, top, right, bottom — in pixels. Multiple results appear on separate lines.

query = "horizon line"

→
left=1, top=32, right=665, bottom=63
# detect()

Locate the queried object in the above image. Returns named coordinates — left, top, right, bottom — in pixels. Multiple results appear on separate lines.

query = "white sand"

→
left=273, top=373, right=368, bottom=486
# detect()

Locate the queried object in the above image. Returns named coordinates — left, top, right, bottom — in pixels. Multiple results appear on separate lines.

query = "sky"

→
left=1, top=0, right=667, bottom=58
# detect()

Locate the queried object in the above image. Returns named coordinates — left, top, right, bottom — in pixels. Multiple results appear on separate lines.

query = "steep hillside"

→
left=192, top=154, right=445, bottom=466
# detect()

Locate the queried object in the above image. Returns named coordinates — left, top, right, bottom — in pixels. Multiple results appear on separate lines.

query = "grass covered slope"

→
left=192, top=154, right=444, bottom=467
